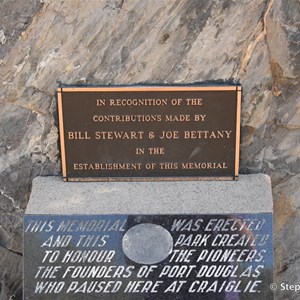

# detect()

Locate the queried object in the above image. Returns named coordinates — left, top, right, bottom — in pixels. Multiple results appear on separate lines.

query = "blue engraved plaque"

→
left=24, top=214, right=273, bottom=299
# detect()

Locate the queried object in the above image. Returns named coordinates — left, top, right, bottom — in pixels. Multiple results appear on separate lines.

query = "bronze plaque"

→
left=57, top=86, right=241, bottom=181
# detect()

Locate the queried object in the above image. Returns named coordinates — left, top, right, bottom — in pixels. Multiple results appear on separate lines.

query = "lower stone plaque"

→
left=24, top=214, right=273, bottom=299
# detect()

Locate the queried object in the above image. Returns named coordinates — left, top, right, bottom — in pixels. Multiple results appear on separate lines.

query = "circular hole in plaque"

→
left=122, top=223, right=173, bottom=265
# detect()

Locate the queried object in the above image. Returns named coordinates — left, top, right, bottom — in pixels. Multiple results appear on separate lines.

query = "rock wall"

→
left=0, top=0, right=299, bottom=299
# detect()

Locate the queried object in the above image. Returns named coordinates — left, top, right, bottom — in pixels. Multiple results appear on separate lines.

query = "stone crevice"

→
left=237, top=0, right=274, bottom=76
left=277, top=251, right=300, bottom=275
left=0, top=245, right=23, bottom=258
left=118, top=0, right=126, bottom=9
left=258, top=0, right=281, bottom=177
left=0, top=190, right=21, bottom=211
left=164, top=1, right=214, bottom=81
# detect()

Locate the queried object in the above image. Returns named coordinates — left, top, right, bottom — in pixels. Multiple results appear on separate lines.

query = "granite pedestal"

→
left=24, top=174, right=273, bottom=299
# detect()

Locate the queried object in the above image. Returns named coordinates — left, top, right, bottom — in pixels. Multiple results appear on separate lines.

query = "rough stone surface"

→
left=0, top=0, right=42, bottom=61
left=27, top=174, right=273, bottom=215
left=0, top=0, right=299, bottom=298
left=273, top=174, right=300, bottom=300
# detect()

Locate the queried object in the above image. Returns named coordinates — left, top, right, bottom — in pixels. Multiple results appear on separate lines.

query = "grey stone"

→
left=273, top=174, right=300, bottom=299
left=26, top=174, right=273, bottom=215
left=0, top=247, right=22, bottom=300
left=122, top=223, right=173, bottom=264
left=0, top=0, right=42, bottom=61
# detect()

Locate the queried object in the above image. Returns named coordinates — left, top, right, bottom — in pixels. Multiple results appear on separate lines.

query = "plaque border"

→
left=57, top=86, right=242, bottom=182
left=57, top=88, right=67, bottom=178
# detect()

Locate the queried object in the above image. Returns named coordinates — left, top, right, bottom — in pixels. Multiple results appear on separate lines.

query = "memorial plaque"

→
left=57, top=86, right=242, bottom=181
left=24, top=213, right=273, bottom=300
